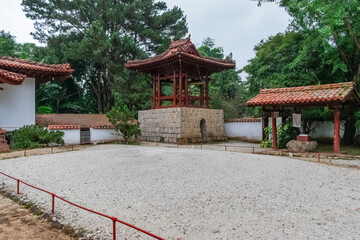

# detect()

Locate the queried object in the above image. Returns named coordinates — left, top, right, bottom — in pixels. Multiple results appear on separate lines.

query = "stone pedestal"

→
left=286, top=140, right=317, bottom=152
left=138, top=107, right=227, bottom=144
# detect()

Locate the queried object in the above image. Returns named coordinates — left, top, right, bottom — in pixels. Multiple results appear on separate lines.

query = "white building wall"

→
left=225, top=121, right=263, bottom=142
left=61, top=129, right=81, bottom=144
left=90, top=128, right=123, bottom=143
left=310, top=121, right=345, bottom=140
left=0, top=78, right=35, bottom=131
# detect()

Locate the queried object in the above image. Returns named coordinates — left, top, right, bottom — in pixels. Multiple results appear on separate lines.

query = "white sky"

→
left=0, top=0, right=290, bottom=79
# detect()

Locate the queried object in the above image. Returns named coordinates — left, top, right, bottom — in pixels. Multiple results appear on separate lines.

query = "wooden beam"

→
left=157, top=74, right=161, bottom=107
left=272, top=112, right=278, bottom=150
left=200, top=79, right=204, bottom=107
left=333, top=107, right=341, bottom=153
left=173, top=70, right=176, bottom=106
left=179, top=70, right=182, bottom=106
left=185, top=72, right=189, bottom=106
left=152, top=76, right=156, bottom=109
left=205, top=78, right=209, bottom=108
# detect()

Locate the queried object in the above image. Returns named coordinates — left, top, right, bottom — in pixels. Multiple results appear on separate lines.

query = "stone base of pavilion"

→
left=138, top=107, right=227, bottom=144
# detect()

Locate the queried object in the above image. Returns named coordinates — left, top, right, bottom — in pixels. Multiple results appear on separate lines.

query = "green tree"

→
left=0, top=31, right=17, bottom=56
left=22, top=0, right=188, bottom=113
left=243, top=32, right=346, bottom=97
left=253, top=0, right=360, bottom=82
left=252, top=0, right=360, bottom=145
left=198, top=37, right=247, bottom=118
left=106, top=104, right=140, bottom=144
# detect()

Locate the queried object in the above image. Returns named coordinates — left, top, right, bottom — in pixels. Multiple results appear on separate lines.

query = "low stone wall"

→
left=138, top=107, right=227, bottom=144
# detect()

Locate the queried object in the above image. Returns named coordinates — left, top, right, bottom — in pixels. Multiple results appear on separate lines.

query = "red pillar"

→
left=157, top=74, right=161, bottom=107
left=173, top=70, right=176, bottom=106
left=185, top=72, right=189, bottom=106
left=205, top=78, right=209, bottom=108
left=200, top=81, right=204, bottom=107
left=272, top=112, right=278, bottom=150
left=179, top=71, right=182, bottom=106
left=333, top=107, right=341, bottom=153
left=152, top=76, right=156, bottom=108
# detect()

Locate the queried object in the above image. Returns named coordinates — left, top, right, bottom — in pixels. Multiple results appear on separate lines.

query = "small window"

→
left=80, top=128, right=90, bottom=144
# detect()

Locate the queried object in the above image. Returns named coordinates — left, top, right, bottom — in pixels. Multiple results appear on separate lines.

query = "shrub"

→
left=11, top=125, right=64, bottom=149
left=106, top=105, right=140, bottom=144
left=37, top=105, right=53, bottom=114
left=277, top=121, right=300, bottom=149
left=260, top=126, right=272, bottom=148
left=260, top=121, right=299, bottom=149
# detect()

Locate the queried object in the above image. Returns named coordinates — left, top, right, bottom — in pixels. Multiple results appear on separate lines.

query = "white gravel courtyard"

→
left=0, top=144, right=359, bottom=239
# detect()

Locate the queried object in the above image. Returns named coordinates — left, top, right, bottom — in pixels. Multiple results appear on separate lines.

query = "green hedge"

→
left=11, top=125, right=64, bottom=149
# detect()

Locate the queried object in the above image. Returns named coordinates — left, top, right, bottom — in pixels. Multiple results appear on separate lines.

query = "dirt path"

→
left=0, top=194, right=72, bottom=240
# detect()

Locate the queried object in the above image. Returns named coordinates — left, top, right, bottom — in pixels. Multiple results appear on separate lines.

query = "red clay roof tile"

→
left=0, top=69, right=26, bottom=85
left=36, top=114, right=114, bottom=129
left=0, top=56, right=73, bottom=84
left=125, top=35, right=235, bottom=72
left=225, top=118, right=262, bottom=123
left=48, top=125, right=80, bottom=130
left=246, top=82, right=360, bottom=107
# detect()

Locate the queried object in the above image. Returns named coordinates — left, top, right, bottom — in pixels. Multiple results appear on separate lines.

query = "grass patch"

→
left=314, top=143, right=360, bottom=156
left=23, top=203, right=31, bottom=209
left=34, top=210, right=43, bottom=216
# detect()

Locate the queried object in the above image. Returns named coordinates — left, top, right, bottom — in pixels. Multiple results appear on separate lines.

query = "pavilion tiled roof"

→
left=0, top=56, right=73, bottom=85
left=125, top=35, right=235, bottom=72
left=36, top=114, right=114, bottom=129
left=246, top=82, right=360, bottom=107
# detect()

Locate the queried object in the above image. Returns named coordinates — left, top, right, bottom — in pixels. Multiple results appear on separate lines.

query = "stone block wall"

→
left=138, top=107, right=226, bottom=143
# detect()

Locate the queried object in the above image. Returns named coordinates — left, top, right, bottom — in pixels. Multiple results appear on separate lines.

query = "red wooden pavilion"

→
left=125, top=35, right=235, bottom=108
left=246, top=82, right=360, bottom=153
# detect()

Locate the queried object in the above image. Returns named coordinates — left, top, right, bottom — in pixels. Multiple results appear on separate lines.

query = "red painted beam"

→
left=272, top=112, right=278, bottom=150
left=333, top=107, right=341, bottom=153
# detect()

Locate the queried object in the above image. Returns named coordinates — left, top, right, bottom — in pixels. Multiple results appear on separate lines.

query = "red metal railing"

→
left=153, top=142, right=360, bottom=162
left=0, top=172, right=165, bottom=240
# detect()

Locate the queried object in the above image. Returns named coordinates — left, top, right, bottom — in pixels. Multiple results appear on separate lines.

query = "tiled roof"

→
left=225, top=118, right=262, bottom=123
left=125, top=35, right=235, bottom=72
left=36, top=114, right=114, bottom=129
left=0, top=56, right=73, bottom=84
left=0, top=69, right=26, bottom=85
left=246, top=82, right=360, bottom=107
left=48, top=125, right=80, bottom=130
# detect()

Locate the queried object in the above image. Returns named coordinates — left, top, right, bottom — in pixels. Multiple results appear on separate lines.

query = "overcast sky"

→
left=0, top=0, right=290, bottom=79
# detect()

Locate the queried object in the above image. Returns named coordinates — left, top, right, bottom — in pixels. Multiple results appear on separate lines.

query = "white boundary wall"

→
left=310, top=121, right=345, bottom=140
left=0, top=78, right=35, bottom=131
left=225, top=119, right=263, bottom=142
left=225, top=118, right=346, bottom=143
left=62, top=129, right=81, bottom=144
left=90, top=128, right=123, bottom=143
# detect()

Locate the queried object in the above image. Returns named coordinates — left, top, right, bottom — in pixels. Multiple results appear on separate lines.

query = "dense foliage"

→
left=22, top=0, right=188, bottom=113
left=11, top=125, right=64, bottom=149
left=247, top=0, right=360, bottom=146
left=106, top=104, right=140, bottom=144
left=198, top=37, right=248, bottom=118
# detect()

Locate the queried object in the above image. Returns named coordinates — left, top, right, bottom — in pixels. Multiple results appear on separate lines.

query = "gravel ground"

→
left=0, top=144, right=359, bottom=240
